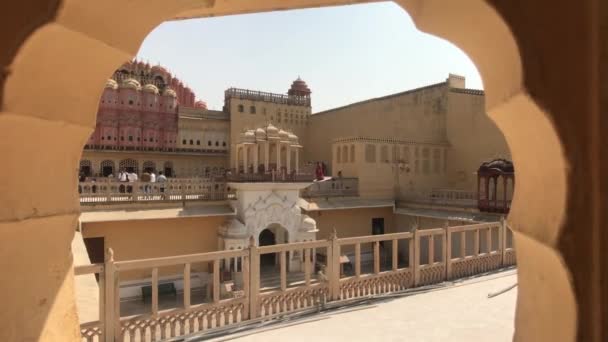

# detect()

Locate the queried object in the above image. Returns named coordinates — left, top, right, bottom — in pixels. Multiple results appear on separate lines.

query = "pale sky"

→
left=136, top=2, right=482, bottom=113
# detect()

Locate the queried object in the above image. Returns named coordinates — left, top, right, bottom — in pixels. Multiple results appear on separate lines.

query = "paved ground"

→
left=211, top=270, right=517, bottom=342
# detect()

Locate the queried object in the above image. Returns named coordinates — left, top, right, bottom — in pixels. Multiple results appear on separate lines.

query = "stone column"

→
left=264, top=141, right=270, bottom=172
left=253, top=143, right=259, bottom=174
left=243, top=145, right=249, bottom=174
left=286, top=145, right=291, bottom=174
left=295, top=148, right=299, bottom=174
left=276, top=142, right=281, bottom=171
left=234, top=144, right=239, bottom=172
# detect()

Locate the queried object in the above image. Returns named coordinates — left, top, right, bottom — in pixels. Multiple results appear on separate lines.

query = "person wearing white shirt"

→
left=150, top=172, right=156, bottom=183
left=128, top=172, right=138, bottom=182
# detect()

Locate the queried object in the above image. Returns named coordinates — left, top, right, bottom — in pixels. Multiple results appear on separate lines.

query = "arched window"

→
left=119, top=159, right=138, bottom=174
left=422, top=147, right=430, bottom=174
left=196, top=140, right=200, bottom=145
left=79, top=160, right=92, bottom=177
left=433, top=148, right=441, bottom=173
left=222, top=142, right=226, bottom=147
left=342, top=146, right=348, bottom=163
left=100, top=160, right=115, bottom=177
left=208, top=141, right=212, bottom=146
left=350, top=145, right=355, bottom=162
left=238, top=104, right=244, bottom=112
left=189, top=139, right=193, bottom=145
left=182, top=139, right=186, bottom=145
left=250, top=106, right=256, bottom=114
left=143, top=161, right=156, bottom=173
left=365, top=144, right=376, bottom=163
left=380, top=145, right=389, bottom=163
left=215, top=141, right=219, bottom=146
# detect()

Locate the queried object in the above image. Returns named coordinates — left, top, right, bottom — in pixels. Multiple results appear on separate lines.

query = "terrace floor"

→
left=208, top=270, right=517, bottom=342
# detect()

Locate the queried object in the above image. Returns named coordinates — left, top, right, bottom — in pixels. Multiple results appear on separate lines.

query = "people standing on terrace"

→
left=315, top=162, right=324, bottom=181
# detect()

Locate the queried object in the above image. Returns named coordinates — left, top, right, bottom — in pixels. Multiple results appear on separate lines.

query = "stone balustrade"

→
left=79, top=178, right=235, bottom=204
left=75, top=220, right=515, bottom=342
left=301, top=178, right=359, bottom=198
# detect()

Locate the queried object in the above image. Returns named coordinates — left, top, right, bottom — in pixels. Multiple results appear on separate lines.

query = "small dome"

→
left=151, top=65, right=168, bottom=74
left=255, top=127, right=267, bottom=139
left=105, top=79, right=118, bottom=90
left=288, top=77, right=311, bottom=96
left=142, top=83, right=159, bottom=94
left=278, top=129, right=289, bottom=140
left=194, top=100, right=207, bottom=109
left=478, top=158, right=514, bottom=174
left=288, top=132, right=298, bottom=142
left=300, top=215, right=317, bottom=232
left=163, top=88, right=177, bottom=97
left=243, top=130, right=256, bottom=142
left=120, top=78, right=141, bottom=90
left=266, top=123, right=279, bottom=136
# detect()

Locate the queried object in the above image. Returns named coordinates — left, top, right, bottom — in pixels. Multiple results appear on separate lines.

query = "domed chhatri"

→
left=120, top=78, right=141, bottom=90
left=105, top=78, right=118, bottom=90
left=194, top=100, right=207, bottom=109
left=244, top=129, right=256, bottom=143
left=288, top=77, right=311, bottom=97
left=255, top=127, right=267, bottom=140
left=266, top=123, right=279, bottom=137
left=163, top=88, right=177, bottom=98
left=142, top=83, right=159, bottom=94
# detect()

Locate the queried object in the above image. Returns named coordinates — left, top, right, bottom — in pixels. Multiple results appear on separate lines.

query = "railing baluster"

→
left=355, top=243, right=361, bottom=277
left=280, top=251, right=287, bottom=291
left=213, top=259, right=220, bottom=303
left=304, top=248, right=311, bottom=286
left=474, top=229, right=480, bottom=257
left=152, top=267, right=159, bottom=316
left=392, top=239, right=398, bottom=271
left=446, top=223, right=452, bottom=280
left=373, top=241, right=380, bottom=274
left=486, top=227, right=492, bottom=253
left=428, top=235, right=435, bottom=265
left=460, top=231, right=466, bottom=258
left=184, top=263, right=191, bottom=309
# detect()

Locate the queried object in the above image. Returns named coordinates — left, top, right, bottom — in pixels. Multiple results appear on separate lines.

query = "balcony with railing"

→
left=301, top=178, right=359, bottom=198
left=226, top=169, right=315, bottom=183
left=83, top=144, right=228, bottom=156
left=75, top=221, right=515, bottom=342
left=78, top=178, right=235, bottom=205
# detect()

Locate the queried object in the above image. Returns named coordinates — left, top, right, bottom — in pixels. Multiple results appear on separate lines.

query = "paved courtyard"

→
left=210, top=270, right=517, bottom=342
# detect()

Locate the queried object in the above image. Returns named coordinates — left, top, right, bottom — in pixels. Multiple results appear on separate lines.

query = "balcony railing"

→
left=226, top=170, right=315, bottom=183
left=76, top=221, right=515, bottom=342
left=78, top=178, right=235, bottom=204
left=402, top=188, right=478, bottom=208
left=301, top=178, right=359, bottom=198
left=83, top=144, right=228, bottom=155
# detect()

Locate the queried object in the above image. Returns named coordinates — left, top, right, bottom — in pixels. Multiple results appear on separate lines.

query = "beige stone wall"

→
left=228, top=98, right=311, bottom=169
left=80, top=150, right=228, bottom=177
left=81, top=216, right=226, bottom=280
left=444, top=90, right=511, bottom=190
left=307, top=83, right=449, bottom=174
left=177, top=115, right=230, bottom=151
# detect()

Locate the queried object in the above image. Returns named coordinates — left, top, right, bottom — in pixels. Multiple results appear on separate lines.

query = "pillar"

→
left=295, top=148, right=299, bottom=174
left=253, top=143, right=259, bottom=174
left=276, top=142, right=281, bottom=172
left=264, top=141, right=270, bottom=172
left=234, top=144, right=239, bottom=172
left=286, top=145, right=291, bottom=174
left=243, top=145, right=248, bottom=174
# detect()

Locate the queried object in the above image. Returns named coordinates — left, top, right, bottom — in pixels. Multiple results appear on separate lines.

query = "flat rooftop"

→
left=210, top=270, right=517, bottom=342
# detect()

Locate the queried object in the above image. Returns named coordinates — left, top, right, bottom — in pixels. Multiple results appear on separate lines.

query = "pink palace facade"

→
left=86, top=60, right=208, bottom=152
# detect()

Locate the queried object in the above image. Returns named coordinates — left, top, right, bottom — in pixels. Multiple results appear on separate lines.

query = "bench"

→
left=141, top=282, right=177, bottom=302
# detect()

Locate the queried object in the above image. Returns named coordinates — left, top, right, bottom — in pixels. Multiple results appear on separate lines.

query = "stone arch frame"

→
left=142, top=160, right=156, bottom=173
left=0, top=1, right=601, bottom=341
left=79, top=159, right=92, bottom=176
left=100, top=159, right=115, bottom=177
left=119, top=158, right=138, bottom=173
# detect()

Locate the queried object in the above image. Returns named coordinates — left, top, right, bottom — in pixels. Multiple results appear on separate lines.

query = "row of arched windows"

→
left=336, top=145, right=355, bottom=163
left=181, top=139, right=227, bottom=147
left=360, top=143, right=447, bottom=175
